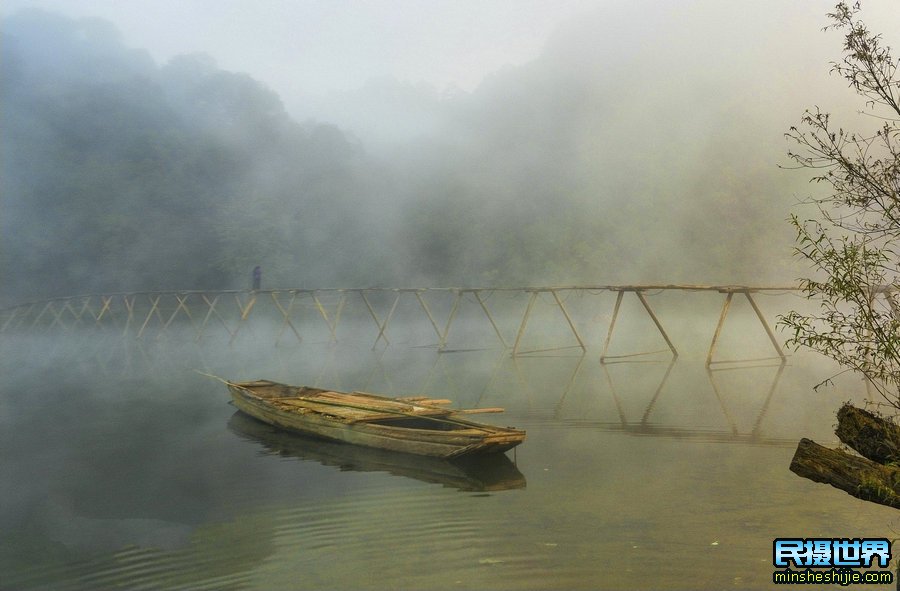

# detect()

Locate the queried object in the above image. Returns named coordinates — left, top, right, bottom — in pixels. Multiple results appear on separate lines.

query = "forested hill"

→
left=2, top=9, right=807, bottom=306
left=1, top=10, right=377, bottom=304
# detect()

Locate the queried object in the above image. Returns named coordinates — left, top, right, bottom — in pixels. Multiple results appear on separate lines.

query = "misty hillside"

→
left=1, top=10, right=380, bottom=303
left=2, top=8, right=814, bottom=305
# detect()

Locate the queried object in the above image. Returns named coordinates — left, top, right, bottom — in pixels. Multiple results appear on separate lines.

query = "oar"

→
left=194, top=369, right=234, bottom=385
left=391, top=396, right=501, bottom=412
left=455, top=407, right=505, bottom=414
left=395, top=396, right=453, bottom=405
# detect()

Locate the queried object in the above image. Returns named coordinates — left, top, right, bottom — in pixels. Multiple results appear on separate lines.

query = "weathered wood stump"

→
left=835, top=403, right=900, bottom=465
left=790, top=437, right=900, bottom=509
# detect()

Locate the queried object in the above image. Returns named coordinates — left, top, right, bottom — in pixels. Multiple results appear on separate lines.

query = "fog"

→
left=4, top=317, right=894, bottom=589
left=2, top=1, right=898, bottom=305
left=5, top=6, right=900, bottom=586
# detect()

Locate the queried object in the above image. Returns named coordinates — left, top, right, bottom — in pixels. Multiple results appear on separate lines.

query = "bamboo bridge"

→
left=0, top=285, right=805, bottom=365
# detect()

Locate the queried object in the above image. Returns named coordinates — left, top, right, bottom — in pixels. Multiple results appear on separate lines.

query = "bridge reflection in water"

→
left=0, top=285, right=801, bottom=365
left=5, top=327, right=794, bottom=448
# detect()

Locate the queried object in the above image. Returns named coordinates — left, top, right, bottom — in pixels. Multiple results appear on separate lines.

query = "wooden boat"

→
left=227, top=411, right=526, bottom=491
left=226, top=379, right=526, bottom=458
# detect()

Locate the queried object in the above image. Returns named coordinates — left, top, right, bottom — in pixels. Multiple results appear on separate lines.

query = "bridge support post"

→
left=707, top=290, right=786, bottom=366
left=161, top=294, right=198, bottom=338
left=311, top=290, right=343, bottom=342
left=136, top=295, right=164, bottom=339
left=635, top=290, right=677, bottom=359
left=360, top=290, right=401, bottom=349
left=511, top=289, right=586, bottom=356
left=415, top=290, right=449, bottom=348
left=271, top=291, right=302, bottom=345
left=511, top=291, right=538, bottom=356
left=199, top=294, right=224, bottom=341
left=229, top=292, right=257, bottom=345
left=434, top=289, right=510, bottom=352
left=551, top=289, right=586, bottom=353
left=706, top=292, right=733, bottom=366
left=122, top=295, right=136, bottom=337
left=0, top=285, right=798, bottom=359
left=96, top=296, right=114, bottom=326
left=30, top=301, right=55, bottom=329
left=600, top=289, right=677, bottom=363
left=473, top=290, right=509, bottom=350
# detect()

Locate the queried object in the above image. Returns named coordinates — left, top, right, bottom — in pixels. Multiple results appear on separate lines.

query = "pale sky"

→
left=1, top=1, right=596, bottom=95
left=3, top=0, right=898, bottom=130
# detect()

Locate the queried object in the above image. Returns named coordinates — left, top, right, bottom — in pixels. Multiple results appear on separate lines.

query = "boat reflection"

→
left=227, top=411, right=526, bottom=492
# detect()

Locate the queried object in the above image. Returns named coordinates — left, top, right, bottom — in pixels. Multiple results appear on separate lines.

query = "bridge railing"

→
left=0, top=285, right=804, bottom=365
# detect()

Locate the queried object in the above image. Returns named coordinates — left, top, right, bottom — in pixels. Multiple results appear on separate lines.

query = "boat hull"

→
left=227, top=382, right=525, bottom=458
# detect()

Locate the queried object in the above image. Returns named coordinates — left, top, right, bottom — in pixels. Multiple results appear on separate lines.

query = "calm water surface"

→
left=1, top=312, right=896, bottom=590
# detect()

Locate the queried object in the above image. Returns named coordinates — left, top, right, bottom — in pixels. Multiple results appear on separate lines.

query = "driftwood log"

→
left=835, top=404, right=900, bottom=464
left=791, top=404, right=900, bottom=510
left=790, top=438, right=900, bottom=509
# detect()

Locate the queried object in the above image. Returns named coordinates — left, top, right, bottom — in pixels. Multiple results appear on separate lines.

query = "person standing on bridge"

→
left=252, top=266, right=261, bottom=291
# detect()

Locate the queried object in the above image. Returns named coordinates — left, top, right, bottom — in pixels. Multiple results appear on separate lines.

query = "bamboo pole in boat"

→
left=264, top=392, right=499, bottom=432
